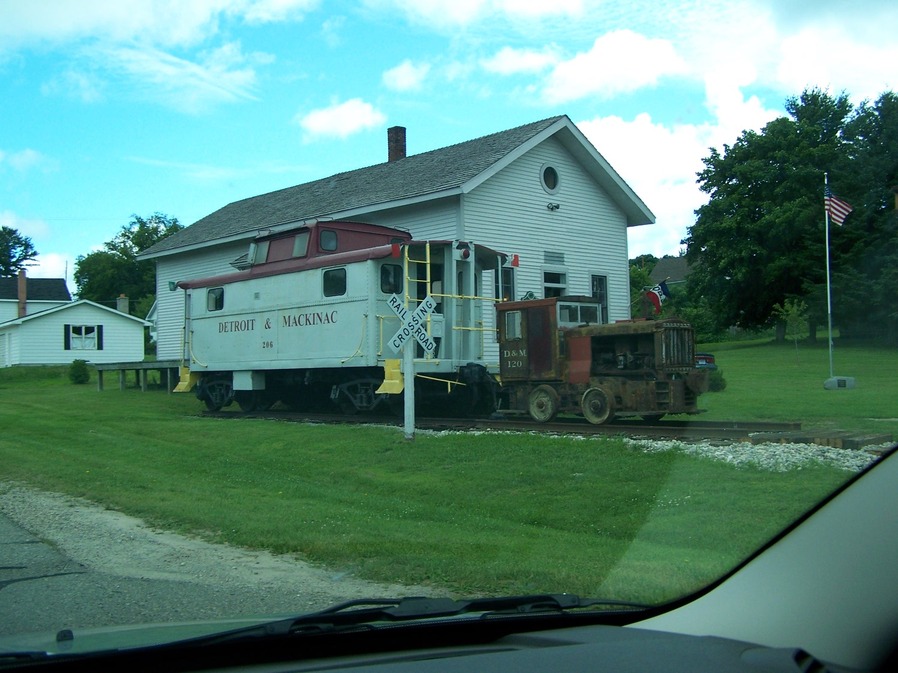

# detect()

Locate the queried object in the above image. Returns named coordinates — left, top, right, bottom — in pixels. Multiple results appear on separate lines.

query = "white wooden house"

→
left=0, top=299, right=149, bottom=367
left=140, top=115, right=654, bottom=362
left=0, top=272, right=71, bottom=323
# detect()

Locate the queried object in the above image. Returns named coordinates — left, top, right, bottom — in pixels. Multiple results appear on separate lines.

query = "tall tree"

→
left=0, top=226, right=38, bottom=276
left=683, top=89, right=854, bottom=332
left=829, top=92, right=898, bottom=340
left=75, top=213, right=182, bottom=309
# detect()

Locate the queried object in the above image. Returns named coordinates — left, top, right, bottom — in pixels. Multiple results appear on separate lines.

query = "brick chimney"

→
left=17, top=269, right=26, bottom=318
left=388, top=126, right=406, bottom=162
left=117, top=293, right=130, bottom=314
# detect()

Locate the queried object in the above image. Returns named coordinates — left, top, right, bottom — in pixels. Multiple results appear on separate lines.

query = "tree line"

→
left=634, top=88, right=897, bottom=344
left=1, top=214, right=182, bottom=321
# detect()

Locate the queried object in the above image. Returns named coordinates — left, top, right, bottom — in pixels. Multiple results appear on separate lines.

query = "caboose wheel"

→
left=528, top=385, right=559, bottom=423
left=235, top=391, right=275, bottom=413
left=202, top=378, right=233, bottom=411
left=581, top=387, right=614, bottom=425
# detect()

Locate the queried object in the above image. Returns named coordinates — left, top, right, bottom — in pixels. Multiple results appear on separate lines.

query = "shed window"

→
left=207, top=287, right=224, bottom=311
left=64, top=324, right=103, bottom=351
left=323, top=268, right=346, bottom=297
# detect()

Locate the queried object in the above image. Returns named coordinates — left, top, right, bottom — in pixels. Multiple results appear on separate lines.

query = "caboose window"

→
left=320, top=229, right=338, bottom=252
left=323, top=268, right=346, bottom=297
left=292, top=231, right=310, bottom=258
left=380, top=264, right=403, bottom=294
left=250, top=240, right=269, bottom=265
left=207, top=287, right=224, bottom=311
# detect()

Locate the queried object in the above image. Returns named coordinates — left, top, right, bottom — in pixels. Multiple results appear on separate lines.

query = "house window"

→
left=494, top=267, right=515, bottom=302
left=323, top=268, right=346, bottom=297
left=207, top=287, right=224, bottom=311
left=543, top=270, right=567, bottom=298
left=591, top=274, right=609, bottom=324
left=64, top=324, right=103, bottom=351
left=540, top=164, right=560, bottom=194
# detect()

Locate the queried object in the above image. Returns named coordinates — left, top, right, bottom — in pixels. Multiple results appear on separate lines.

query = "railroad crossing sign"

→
left=387, top=294, right=437, bottom=354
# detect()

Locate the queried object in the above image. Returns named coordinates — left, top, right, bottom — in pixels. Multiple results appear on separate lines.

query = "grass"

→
left=695, top=338, right=898, bottom=437
left=0, top=345, right=883, bottom=604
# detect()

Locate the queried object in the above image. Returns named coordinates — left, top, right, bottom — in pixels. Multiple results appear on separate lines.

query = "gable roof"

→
left=141, top=115, right=654, bottom=259
left=0, top=276, right=71, bottom=302
left=0, top=299, right=151, bottom=328
left=650, top=257, right=691, bottom=285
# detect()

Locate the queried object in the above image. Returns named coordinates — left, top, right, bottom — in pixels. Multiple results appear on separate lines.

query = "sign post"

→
left=387, top=294, right=436, bottom=438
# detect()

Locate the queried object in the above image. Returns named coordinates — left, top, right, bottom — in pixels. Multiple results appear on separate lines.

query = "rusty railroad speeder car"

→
left=496, top=296, right=708, bottom=424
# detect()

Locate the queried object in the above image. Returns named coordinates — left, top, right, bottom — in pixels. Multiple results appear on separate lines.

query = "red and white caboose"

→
left=174, top=220, right=507, bottom=414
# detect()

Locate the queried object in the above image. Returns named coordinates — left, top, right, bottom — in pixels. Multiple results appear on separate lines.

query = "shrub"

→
left=707, top=369, right=727, bottom=392
left=68, top=359, right=90, bottom=385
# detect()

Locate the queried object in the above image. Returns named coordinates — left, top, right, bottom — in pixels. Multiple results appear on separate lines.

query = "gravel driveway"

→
left=0, top=483, right=437, bottom=636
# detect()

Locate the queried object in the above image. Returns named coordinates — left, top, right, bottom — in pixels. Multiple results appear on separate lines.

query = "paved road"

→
left=0, top=511, right=275, bottom=637
left=0, top=486, right=434, bottom=641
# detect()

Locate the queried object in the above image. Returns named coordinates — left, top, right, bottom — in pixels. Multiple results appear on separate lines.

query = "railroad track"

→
left=203, top=408, right=803, bottom=442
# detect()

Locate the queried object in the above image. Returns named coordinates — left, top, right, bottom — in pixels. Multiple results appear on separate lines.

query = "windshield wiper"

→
left=196, top=594, right=652, bottom=643
left=297, top=594, right=649, bottom=627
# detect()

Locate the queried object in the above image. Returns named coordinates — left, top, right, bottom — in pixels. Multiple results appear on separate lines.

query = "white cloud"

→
left=361, top=0, right=582, bottom=29
left=128, top=156, right=309, bottom=182
left=296, top=99, right=387, bottom=141
left=494, top=0, right=583, bottom=19
left=321, top=15, right=346, bottom=47
left=0, top=0, right=318, bottom=51
left=0, top=210, right=51, bottom=239
left=542, top=30, right=688, bottom=104
left=775, top=27, right=898, bottom=102
left=382, top=60, right=431, bottom=92
left=40, top=67, right=106, bottom=103
left=242, top=0, right=320, bottom=24
left=90, top=41, right=262, bottom=113
left=0, top=148, right=57, bottom=173
left=578, top=80, right=781, bottom=258
left=481, top=46, right=559, bottom=75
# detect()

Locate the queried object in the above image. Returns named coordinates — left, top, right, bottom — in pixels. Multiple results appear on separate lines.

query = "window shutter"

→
left=96, top=325, right=104, bottom=350
left=64, top=324, right=71, bottom=350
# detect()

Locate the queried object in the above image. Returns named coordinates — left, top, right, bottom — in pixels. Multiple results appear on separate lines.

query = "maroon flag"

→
left=824, top=186, right=853, bottom=225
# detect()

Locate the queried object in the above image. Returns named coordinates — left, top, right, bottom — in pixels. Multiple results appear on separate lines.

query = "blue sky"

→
left=2, top=0, right=896, bottom=295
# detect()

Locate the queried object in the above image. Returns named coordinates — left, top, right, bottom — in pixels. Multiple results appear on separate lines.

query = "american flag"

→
left=824, top=186, right=853, bottom=226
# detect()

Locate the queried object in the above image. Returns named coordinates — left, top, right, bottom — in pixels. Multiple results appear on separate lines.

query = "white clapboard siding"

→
left=0, top=301, right=146, bottom=366
left=154, top=241, right=248, bottom=361
left=462, top=138, right=631, bottom=321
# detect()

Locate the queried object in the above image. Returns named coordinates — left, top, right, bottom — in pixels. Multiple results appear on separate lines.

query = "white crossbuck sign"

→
left=387, top=294, right=437, bottom=354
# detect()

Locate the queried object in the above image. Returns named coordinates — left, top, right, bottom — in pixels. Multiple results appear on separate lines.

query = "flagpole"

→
left=824, top=172, right=835, bottom=379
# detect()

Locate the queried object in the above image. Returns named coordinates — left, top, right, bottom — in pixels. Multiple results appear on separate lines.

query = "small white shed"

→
left=0, top=300, right=150, bottom=367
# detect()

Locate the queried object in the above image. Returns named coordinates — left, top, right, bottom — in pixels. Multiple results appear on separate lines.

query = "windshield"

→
left=0, top=0, right=895, bottom=663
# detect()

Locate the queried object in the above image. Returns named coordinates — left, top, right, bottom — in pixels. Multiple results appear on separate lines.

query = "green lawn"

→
left=0, top=346, right=884, bottom=604
left=696, top=339, right=898, bottom=437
